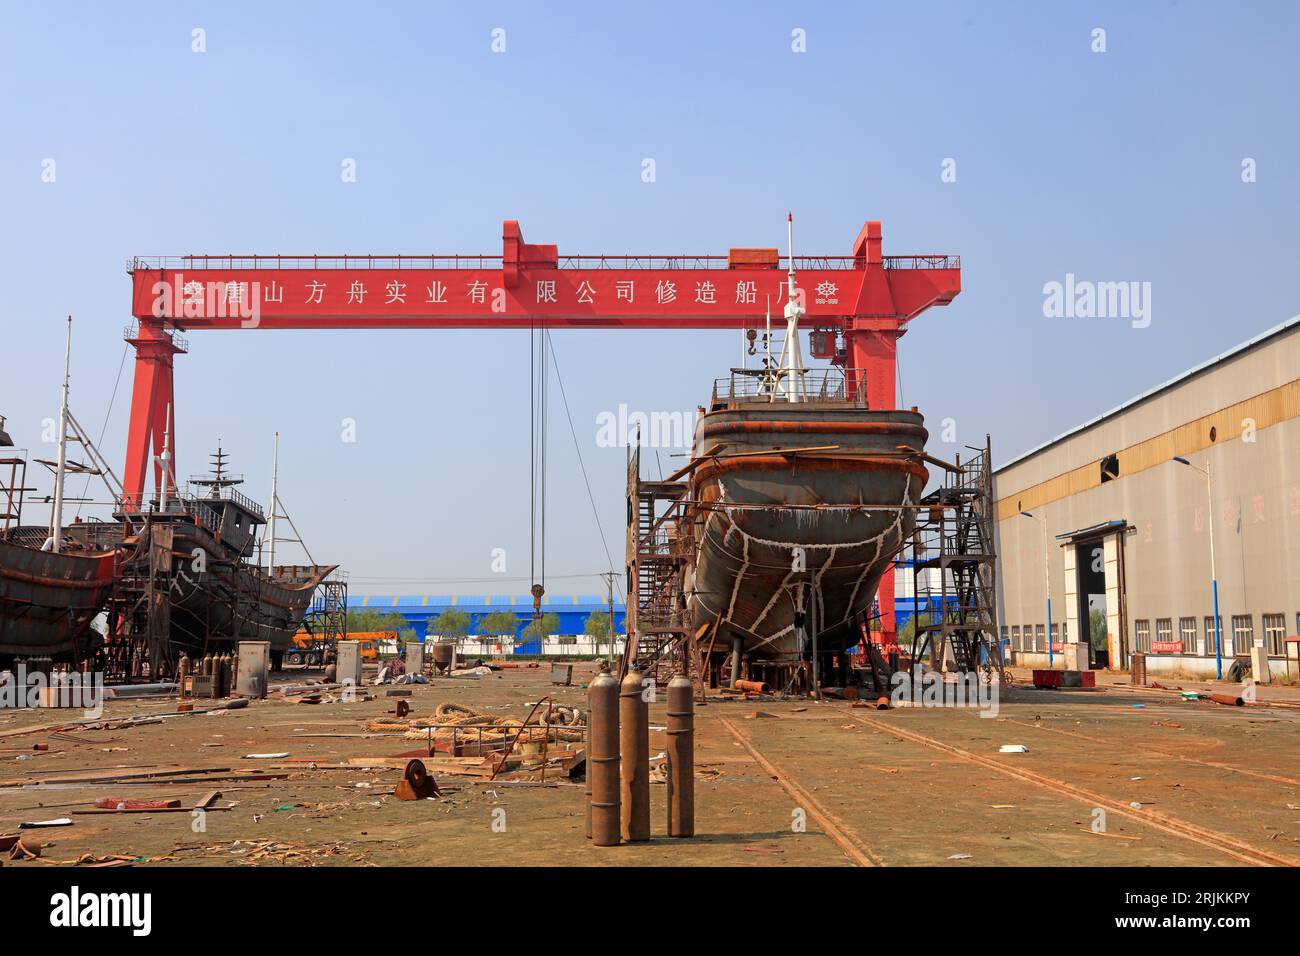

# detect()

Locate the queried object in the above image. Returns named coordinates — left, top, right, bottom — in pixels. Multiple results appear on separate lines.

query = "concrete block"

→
left=336, top=640, right=364, bottom=689
left=405, top=641, right=425, bottom=675
left=1060, top=643, right=1090, bottom=671
left=236, top=641, right=271, bottom=699
left=1250, top=644, right=1271, bottom=684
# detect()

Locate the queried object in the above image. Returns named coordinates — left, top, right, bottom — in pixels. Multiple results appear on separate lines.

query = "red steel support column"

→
left=123, top=322, right=181, bottom=508
left=848, top=325, right=901, bottom=648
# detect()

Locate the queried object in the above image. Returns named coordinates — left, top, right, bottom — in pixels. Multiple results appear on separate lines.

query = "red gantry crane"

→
left=123, top=219, right=960, bottom=645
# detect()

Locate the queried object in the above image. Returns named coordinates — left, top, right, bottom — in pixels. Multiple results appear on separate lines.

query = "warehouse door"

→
left=1064, top=523, right=1131, bottom=669
left=1075, top=542, right=1110, bottom=667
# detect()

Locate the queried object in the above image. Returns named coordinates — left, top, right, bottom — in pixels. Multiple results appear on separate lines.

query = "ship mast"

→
left=267, top=431, right=279, bottom=573
left=48, top=316, right=72, bottom=552
left=156, top=403, right=175, bottom=513
left=781, top=213, right=808, bottom=403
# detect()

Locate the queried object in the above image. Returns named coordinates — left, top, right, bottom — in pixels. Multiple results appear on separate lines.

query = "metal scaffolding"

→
left=622, top=438, right=696, bottom=689
left=905, top=436, right=1003, bottom=680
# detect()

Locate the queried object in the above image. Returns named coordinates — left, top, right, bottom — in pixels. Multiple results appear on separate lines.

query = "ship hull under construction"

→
left=686, top=405, right=928, bottom=660
left=0, top=534, right=117, bottom=663
left=157, top=521, right=331, bottom=661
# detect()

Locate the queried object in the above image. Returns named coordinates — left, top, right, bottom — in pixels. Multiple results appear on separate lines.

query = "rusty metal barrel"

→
left=666, top=672, right=694, bottom=838
left=620, top=666, right=651, bottom=842
left=431, top=641, right=455, bottom=671
left=588, top=662, right=621, bottom=846
left=1131, top=652, right=1147, bottom=686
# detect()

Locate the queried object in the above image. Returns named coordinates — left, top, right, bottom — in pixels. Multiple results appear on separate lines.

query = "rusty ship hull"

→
left=686, top=405, right=928, bottom=660
left=162, top=519, right=331, bottom=661
left=0, top=532, right=117, bottom=662
left=71, top=514, right=333, bottom=670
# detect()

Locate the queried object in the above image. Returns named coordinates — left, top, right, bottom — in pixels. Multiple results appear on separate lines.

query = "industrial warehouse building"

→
left=994, top=315, right=1300, bottom=680
left=349, top=593, right=627, bottom=656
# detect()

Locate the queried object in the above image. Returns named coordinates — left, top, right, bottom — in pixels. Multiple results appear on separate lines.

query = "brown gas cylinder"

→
left=666, top=672, right=695, bottom=837
left=588, top=661, right=621, bottom=846
left=619, top=666, right=650, bottom=842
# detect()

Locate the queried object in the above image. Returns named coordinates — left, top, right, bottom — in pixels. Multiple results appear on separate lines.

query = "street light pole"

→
left=1021, top=511, right=1052, bottom=668
left=1174, top=456, right=1222, bottom=680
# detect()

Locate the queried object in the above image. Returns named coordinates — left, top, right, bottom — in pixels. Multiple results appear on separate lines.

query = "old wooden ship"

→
left=0, top=420, right=118, bottom=667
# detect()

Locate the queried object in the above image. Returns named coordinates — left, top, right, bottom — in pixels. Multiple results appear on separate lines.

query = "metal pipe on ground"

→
left=666, top=672, right=694, bottom=838
left=103, top=683, right=179, bottom=698
left=620, top=666, right=650, bottom=842
left=588, top=662, right=620, bottom=846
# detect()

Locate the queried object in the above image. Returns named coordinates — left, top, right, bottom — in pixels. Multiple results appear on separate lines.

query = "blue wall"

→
left=349, top=594, right=626, bottom=655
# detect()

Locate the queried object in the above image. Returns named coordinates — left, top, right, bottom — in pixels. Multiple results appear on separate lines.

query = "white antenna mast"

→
left=156, top=403, right=174, bottom=513
left=782, top=212, right=807, bottom=403
left=48, top=315, right=72, bottom=552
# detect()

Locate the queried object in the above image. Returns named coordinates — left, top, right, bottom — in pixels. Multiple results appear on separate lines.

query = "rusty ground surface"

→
left=0, top=664, right=1297, bottom=867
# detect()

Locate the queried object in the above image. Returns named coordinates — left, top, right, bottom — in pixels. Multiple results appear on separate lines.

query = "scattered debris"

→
left=8, top=837, right=41, bottom=860
left=394, top=759, right=440, bottom=800
left=93, top=797, right=181, bottom=810
left=999, top=745, right=1028, bottom=754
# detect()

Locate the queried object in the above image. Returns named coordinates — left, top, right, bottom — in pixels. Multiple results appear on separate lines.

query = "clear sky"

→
left=2, top=1, right=1297, bottom=596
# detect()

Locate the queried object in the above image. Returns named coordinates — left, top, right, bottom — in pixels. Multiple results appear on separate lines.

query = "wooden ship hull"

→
left=686, top=405, right=928, bottom=660
left=162, top=519, right=332, bottom=658
left=0, top=531, right=117, bottom=663
left=74, top=513, right=334, bottom=673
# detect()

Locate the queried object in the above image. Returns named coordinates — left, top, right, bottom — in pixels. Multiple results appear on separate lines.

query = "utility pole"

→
left=601, top=570, right=618, bottom=665
left=1174, top=456, right=1222, bottom=679
left=1020, top=510, right=1053, bottom=668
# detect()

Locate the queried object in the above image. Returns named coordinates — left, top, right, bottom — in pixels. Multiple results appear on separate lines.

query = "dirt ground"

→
left=1, top=663, right=1297, bottom=867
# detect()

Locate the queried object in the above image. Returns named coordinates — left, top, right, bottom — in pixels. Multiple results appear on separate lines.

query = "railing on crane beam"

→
left=126, top=254, right=960, bottom=272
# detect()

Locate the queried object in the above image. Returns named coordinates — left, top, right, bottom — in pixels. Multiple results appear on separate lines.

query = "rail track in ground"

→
left=998, top=715, right=1300, bottom=789
left=713, top=703, right=1296, bottom=867
left=841, top=709, right=1297, bottom=867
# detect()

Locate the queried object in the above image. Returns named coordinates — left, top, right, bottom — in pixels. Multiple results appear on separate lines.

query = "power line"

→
left=545, top=330, right=623, bottom=601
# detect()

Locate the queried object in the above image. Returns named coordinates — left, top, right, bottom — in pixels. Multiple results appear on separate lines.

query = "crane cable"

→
left=545, top=331, right=623, bottom=601
left=529, top=313, right=547, bottom=624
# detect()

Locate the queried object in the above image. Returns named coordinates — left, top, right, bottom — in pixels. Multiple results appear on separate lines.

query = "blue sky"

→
left=2, top=1, right=1297, bottom=595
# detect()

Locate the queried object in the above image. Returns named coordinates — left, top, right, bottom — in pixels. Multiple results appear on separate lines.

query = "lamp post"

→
left=1173, top=456, right=1222, bottom=680
left=1020, top=511, right=1052, bottom=668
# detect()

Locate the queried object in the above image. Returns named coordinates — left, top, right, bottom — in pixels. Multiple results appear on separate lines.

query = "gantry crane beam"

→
left=122, top=218, right=961, bottom=643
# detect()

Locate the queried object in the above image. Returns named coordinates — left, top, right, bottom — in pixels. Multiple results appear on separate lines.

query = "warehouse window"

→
left=1204, top=616, right=1225, bottom=656
left=1011, top=625, right=1020, bottom=651
left=1179, top=617, right=1198, bottom=655
left=1035, top=624, right=1045, bottom=651
left=1134, top=619, right=1150, bottom=653
left=1263, top=614, right=1286, bottom=656
left=1100, top=454, right=1120, bottom=483
left=1155, top=618, right=1173, bottom=651
left=1050, top=623, right=1059, bottom=645
left=1231, top=615, right=1254, bottom=656
left=1061, top=621, right=1068, bottom=642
